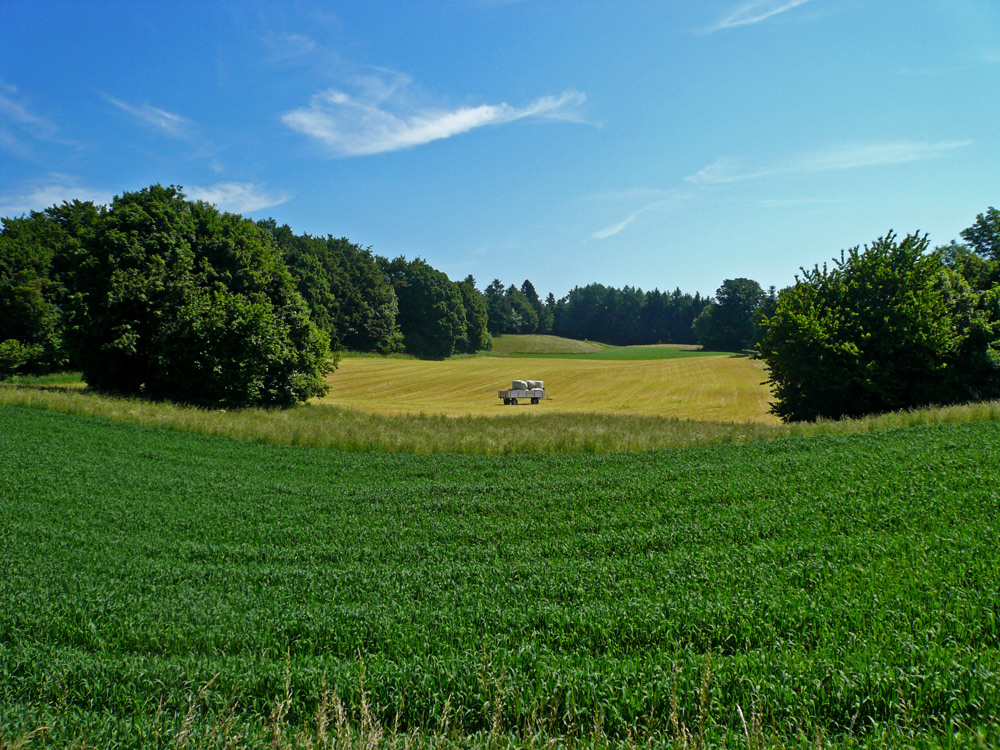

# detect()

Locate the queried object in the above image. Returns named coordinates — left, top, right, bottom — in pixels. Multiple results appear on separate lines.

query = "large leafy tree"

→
left=759, top=232, right=998, bottom=421
left=954, top=207, right=1000, bottom=288
left=552, top=283, right=708, bottom=346
left=544, top=292, right=562, bottom=335
left=692, top=278, right=766, bottom=352
left=935, top=241, right=994, bottom=292
left=381, top=257, right=466, bottom=359
left=1, top=216, right=63, bottom=376
left=0, top=201, right=101, bottom=376
left=557, top=283, right=610, bottom=342
left=330, top=237, right=403, bottom=353
left=634, top=288, right=707, bottom=345
left=259, top=222, right=343, bottom=344
left=61, top=185, right=333, bottom=406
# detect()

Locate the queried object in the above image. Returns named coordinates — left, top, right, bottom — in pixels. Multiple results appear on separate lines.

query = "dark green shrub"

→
left=759, top=232, right=999, bottom=421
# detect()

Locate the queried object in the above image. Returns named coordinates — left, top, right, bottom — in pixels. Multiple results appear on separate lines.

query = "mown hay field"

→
left=321, top=351, right=776, bottom=422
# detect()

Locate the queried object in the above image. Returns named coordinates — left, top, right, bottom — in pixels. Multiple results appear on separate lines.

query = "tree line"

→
left=3, top=183, right=998, bottom=420
left=0, top=184, right=729, bottom=408
left=0, top=186, right=497, bottom=405
left=480, top=279, right=714, bottom=346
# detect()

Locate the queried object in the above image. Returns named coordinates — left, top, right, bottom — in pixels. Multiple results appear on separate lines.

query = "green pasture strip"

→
left=2, top=405, right=999, bottom=747
left=489, top=334, right=605, bottom=355
left=487, top=334, right=724, bottom=359
left=494, top=347, right=730, bottom=361
left=6, top=371, right=84, bottom=386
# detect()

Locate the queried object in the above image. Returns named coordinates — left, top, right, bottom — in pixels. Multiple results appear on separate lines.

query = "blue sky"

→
left=2, top=1, right=998, bottom=298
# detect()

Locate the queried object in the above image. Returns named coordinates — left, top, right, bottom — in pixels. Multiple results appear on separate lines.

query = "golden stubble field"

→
left=320, top=353, right=779, bottom=423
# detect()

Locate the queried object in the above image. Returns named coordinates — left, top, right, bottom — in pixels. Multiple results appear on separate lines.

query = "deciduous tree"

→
left=0, top=201, right=100, bottom=375
left=758, top=232, right=994, bottom=421
left=381, top=257, right=466, bottom=358
left=61, top=185, right=333, bottom=406
left=693, top=278, right=766, bottom=352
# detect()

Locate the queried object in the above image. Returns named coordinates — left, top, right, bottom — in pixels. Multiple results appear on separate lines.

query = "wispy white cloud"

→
left=0, top=81, right=64, bottom=157
left=591, top=138, right=968, bottom=240
left=0, top=176, right=113, bottom=219
left=591, top=193, right=688, bottom=240
left=794, top=140, right=973, bottom=170
left=686, top=140, right=973, bottom=185
left=592, top=211, right=643, bottom=240
left=101, top=93, right=193, bottom=138
left=186, top=182, right=291, bottom=214
left=704, top=0, right=811, bottom=33
left=686, top=156, right=746, bottom=185
left=750, top=197, right=838, bottom=208
left=262, top=33, right=317, bottom=63
left=282, top=71, right=589, bottom=156
left=0, top=81, right=59, bottom=139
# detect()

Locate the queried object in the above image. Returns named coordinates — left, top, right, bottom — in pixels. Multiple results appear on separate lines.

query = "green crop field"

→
left=3, top=404, right=999, bottom=748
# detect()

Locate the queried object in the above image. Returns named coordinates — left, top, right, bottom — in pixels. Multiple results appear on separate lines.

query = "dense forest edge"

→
left=2, top=184, right=999, bottom=420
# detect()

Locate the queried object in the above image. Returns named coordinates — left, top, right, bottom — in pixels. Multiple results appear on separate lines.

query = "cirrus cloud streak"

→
left=705, top=0, right=812, bottom=32
left=101, top=93, right=193, bottom=139
left=590, top=191, right=689, bottom=240
left=282, top=82, right=589, bottom=157
left=185, top=182, right=292, bottom=214
left=685, top=140, right=973, bottom=185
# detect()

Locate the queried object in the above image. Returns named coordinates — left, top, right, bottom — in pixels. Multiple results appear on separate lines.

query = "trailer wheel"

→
left=503, top=398, right=510, bottom=405
left=531, top=398, right=539, bottom=404
left=510, top=398, right=518, bottom=405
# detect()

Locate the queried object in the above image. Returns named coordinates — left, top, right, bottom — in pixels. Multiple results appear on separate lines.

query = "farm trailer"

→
left=498, top=379, right=545, bottom=405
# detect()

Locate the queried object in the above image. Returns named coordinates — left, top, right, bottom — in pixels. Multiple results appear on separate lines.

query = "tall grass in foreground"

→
left=6, top=663, right=990, bottom=749
left=3, top=379, right=1000, bottom=454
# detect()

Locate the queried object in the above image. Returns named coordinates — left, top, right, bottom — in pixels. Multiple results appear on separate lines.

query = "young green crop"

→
left=2, top=405, right=999, bottom=747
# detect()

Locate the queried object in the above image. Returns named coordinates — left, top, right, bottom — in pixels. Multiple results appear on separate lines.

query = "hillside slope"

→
left=489, top=334, right=606, bottom=355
